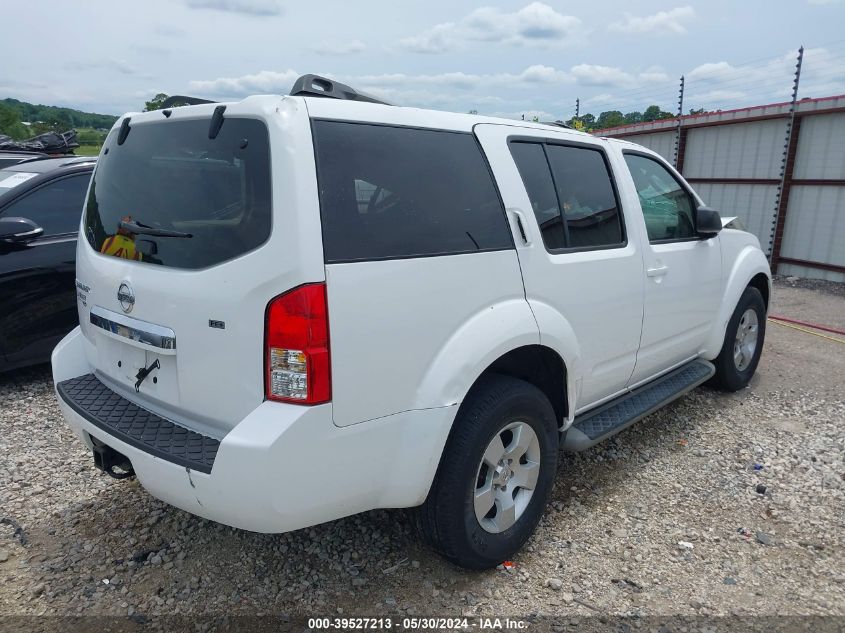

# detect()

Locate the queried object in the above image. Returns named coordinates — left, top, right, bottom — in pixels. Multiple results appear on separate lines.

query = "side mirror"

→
left=0, top=217, right=44, bottom=243
left=696, top=206, right=722, bottom=238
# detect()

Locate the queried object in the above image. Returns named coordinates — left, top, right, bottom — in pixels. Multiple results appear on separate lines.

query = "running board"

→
left=562, top=359, right=715, bottom=452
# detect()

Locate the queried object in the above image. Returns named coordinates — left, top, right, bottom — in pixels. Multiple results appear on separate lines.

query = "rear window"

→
left=84, top=117, right=271, bottom=269
left=312, top=121, right=511, bottom=263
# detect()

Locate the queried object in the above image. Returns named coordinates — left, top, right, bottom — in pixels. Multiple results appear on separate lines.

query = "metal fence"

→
left=601, top=95, right=845, bottom=281
left=582, top=43, right=845, bottom=282
left=595, top=94, right=845, bottom=282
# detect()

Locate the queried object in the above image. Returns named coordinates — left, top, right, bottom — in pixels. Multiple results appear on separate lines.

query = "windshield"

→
left=84, top=117, right=271, bottom=269
left=0, top=169, right=39, bottom=191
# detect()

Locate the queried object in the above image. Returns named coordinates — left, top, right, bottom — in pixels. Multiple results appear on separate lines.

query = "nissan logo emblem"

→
left=117, top=282, right=135, bottom=313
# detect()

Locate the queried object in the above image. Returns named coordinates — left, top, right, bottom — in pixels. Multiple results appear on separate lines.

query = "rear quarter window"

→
left=312, top=121, right=512, bottom=263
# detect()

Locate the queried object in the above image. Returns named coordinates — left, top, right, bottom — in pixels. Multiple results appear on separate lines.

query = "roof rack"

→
left=159, top=95, right=217, bottom=108
left=290, top=74, right=390, bottom=106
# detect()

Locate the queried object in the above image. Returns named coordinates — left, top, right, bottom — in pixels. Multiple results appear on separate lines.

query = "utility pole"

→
left=575, top=98, right=580, bottom=119
left=769, top=45, right=804, bottom=263
left=673, top=76, right=685, bottom=168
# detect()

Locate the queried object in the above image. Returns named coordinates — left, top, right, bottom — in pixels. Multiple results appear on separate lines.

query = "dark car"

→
left=0, top=155, right=95, bottom=371
left=0, top=151, right=50, bottom=170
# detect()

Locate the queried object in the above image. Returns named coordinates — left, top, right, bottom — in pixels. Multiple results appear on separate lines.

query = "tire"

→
left=711, top=286, right=766, bottom=391
left=416, top=374, right=559, bottom=569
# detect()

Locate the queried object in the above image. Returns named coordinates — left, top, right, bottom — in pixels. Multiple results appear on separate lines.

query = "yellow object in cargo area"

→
left=100, top=234, right=141, bottom=261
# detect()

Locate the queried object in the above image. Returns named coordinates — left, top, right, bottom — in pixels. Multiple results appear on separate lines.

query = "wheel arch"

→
left=748, top=271, right=771, bottom=310
left=703, top=243, right=772, bottom=358
left=478, top=344, right=568, bottom=424
left=415, top=296, right=580, bottom=430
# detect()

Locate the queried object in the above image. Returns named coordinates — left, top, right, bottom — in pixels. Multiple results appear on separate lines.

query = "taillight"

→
left=264, top=283, right=331, bottom=404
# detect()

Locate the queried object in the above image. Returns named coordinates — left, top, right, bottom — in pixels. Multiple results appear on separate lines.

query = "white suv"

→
left=52, top=75, right=771, bottom=569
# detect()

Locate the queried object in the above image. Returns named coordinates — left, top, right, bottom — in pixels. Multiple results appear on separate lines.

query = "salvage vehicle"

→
left=0, top=151, right=49, bottom=170
left=0, top=155, right=95, bottom=371
left=52, top=75, right=770, bottom=569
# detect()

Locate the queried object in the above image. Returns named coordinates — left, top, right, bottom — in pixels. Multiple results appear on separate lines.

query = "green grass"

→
left=74, top=145, right=101, bottom=156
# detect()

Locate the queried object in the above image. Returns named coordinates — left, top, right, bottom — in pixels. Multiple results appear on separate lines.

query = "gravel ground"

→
left=1, top=279, right=843, bottom=625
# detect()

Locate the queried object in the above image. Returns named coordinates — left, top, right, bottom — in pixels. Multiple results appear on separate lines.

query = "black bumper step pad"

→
left=57, top=373, right=220, bottom=473
left=563, top=359, right=715, bottom=451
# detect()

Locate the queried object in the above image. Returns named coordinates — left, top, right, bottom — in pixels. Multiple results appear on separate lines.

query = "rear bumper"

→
left=52, top=327, right=456, bottom=533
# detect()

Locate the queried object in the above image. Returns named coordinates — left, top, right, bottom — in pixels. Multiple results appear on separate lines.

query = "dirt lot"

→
left=1, top=278, right=843, bottom=627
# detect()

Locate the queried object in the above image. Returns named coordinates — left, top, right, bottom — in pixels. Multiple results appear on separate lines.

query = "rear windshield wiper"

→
left=119, top=219, right=192, bottom=238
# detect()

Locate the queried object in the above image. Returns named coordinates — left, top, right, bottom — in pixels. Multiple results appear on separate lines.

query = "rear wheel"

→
left=711, top=286, right=766, bottom=391
left=417, top=374, right=559, bottom=569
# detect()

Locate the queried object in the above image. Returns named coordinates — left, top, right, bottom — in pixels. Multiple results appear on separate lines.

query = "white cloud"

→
left=187, top=47, right=845, bottom=118
left=188, top=65, right=577, bottom=106
left=397, top=2, right=583, bottom=53
left=153, top=24, right=187, bottom=37
left=688, top=49, right=802, bottom=85
left=584, top=93, right=618, bottom=106
left=183, top=0, right=282, bottom=16
left=64, top=58, right=142, bottom=76
left=687, top=49, right=797, bottom=84
left=609, top=7, right=696, bottom=35
left=639, top=69, right=670, bottom=83
left=190, top=62, right=668, bottom=105
left=399, top=23, right=458, bottom=54
left=570, top=64, right=635, bottom=87
left=189, top=69, right=300, bottom=95
left=518, top=64, right=570, bottom=84
left=682, top=47, right=845, bottom=109
left=311, top=40, right=366, bottom=56
left=687, top=61, right=739, bottom=81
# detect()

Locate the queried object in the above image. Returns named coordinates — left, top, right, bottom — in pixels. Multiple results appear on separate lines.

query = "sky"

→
left=2, top=0, right=844, bottom=120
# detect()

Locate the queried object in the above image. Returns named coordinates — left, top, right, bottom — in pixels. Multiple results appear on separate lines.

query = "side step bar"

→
left=563, top=359, right=715, bottom=452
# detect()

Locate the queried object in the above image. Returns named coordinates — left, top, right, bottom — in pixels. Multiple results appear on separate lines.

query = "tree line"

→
left=568, top=105, right=676, bottom=131
left=0, top=98, right=118, bottom=140
left=531, top=105, right=707, bottom=131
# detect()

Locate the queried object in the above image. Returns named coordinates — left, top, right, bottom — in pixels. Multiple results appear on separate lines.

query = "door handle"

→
left=646, top=265, right=669, bottom=278
left=508, top=208, right=532, bottom=246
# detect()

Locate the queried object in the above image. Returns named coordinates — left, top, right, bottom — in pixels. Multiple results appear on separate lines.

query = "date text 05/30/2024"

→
left=308, top=617, right=530, bottom=630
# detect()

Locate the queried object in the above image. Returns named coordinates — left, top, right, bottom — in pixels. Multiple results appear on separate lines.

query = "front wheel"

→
left=711, top=286, right=766, bottom=391
left=416, top=374, right=559, bottom=569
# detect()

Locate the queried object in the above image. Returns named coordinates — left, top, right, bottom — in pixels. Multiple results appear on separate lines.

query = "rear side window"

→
left=545, top=145, right=623, bottom=249
left=509, top=142, right=565, bottom=250
left=313, top=121, right=511, bottom=263
left=509, top=141, right=624, bottom=250
left=84, top=118, right=271, bottom=269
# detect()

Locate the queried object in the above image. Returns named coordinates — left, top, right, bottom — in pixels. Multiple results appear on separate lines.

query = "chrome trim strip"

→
left=90, top=306, right=176, bottom=350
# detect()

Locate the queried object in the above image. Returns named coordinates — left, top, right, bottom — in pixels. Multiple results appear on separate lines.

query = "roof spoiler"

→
left=160, top=95, right=217, bottom=108
left=540, top=120, right=574, bottom=130
left=290, top=74, right=390, bottom=106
